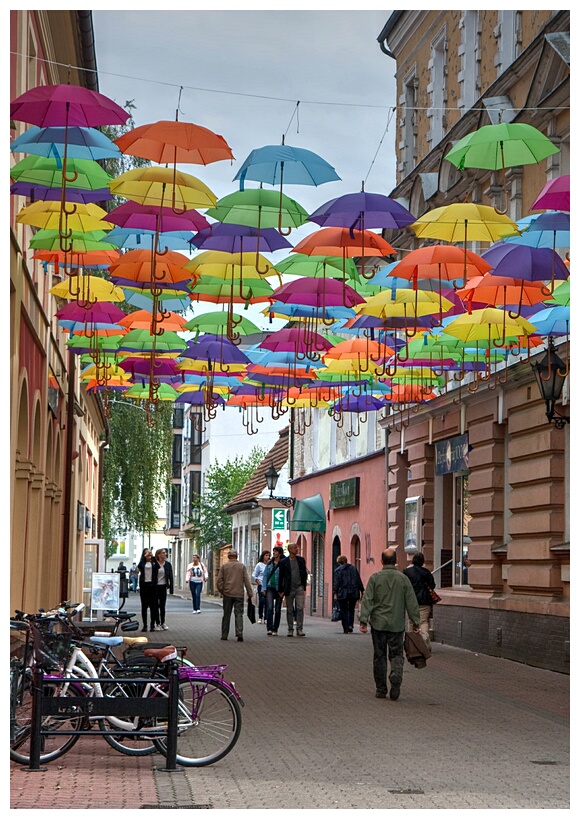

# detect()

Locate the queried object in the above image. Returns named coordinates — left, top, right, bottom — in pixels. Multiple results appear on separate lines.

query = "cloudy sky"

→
left=91, top=8, right=398, bottom=461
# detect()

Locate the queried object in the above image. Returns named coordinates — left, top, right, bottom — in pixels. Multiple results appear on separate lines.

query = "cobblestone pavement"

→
left=10, top=593, right=570, bottom=811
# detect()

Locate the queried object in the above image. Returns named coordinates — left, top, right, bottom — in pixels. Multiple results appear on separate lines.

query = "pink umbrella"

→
left=117, top=358, right=181, bottom=378
left=10, top=84, right=130, bottom=128
left=55, top=301, right=127, bottom=324
left=106, top=201, right=210, bottom=233
left=258, top=327, right=333, bottom=361
left=531, top=175, right=570, bottom=212
left=270, top=277, right=365, bottom=328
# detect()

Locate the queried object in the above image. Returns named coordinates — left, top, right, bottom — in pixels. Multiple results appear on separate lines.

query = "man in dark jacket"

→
left=403, top=552, right=437, bottom=650
left=278, top=542, right=309, bottom=637
left=333, top=555, right=365, bottom=634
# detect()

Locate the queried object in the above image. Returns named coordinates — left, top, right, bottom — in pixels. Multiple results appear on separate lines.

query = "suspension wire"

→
left=283, top=102, right=301, bottom=141
left=364, top=107, right=396, bottom=187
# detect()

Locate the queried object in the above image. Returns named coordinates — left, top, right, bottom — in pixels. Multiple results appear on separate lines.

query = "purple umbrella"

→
left=176, top=390, right=226, bottom=406
left=185, top=334, right=250, bottom=368
left=481, top=243, right=569, bottom=291
left=271, top=277, right=365, bottom=311
left=118, top=358, right=181, bottom=377
left=107, top=201, right=210, bottom=233
left=189, top=223, right=292, bottom=254
left=332, top=392, right=387, bottom=412
left=308, top=191, right=416, bottom=232
left=10, top=182, right=112, bottom=203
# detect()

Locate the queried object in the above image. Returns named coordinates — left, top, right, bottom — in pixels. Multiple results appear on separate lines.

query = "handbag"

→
left=429, top=588, right=442, bottom=604
left=251, top=589, right=260, bottom=608
left=246, top=598, right=256, bottom=624
left=331, top=601, right=341, bottom=622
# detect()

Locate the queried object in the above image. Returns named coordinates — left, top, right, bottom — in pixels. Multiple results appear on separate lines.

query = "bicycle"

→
left=10, top=604, right=244, bottom=767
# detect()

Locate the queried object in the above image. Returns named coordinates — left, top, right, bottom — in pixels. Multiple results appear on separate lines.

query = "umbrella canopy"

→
left=185, top=334, right=251, bottom=367
left=455, top=274, right=552, bottom=314
left=481, top=243, right=569, bottom=288
left=184, top=311, right=260, bottom=336
left=274, top=254, right=359, bottom=281
left=10, top=181, right=112, bottom=204
left=16, top=201, right=114, bottom=232
left=34, top=248, right=120, bottom=267
left=109, top=166, right=217, bottom=210
left=531, top=174, right=570, bottom=212
left=444, top=123, right=559, bottom=171
left=114, top=119, right=234, bottom=165
left=528, top=305, right=570, bottom=336
left=118, top=357, right=181, bottom=377
left=444, top=308, right=536, bottom=345
left=118, top=310, right=188, bottom=332
left=10, top=155, right=114, bottom=191
left=49, top=275, right=125, bottom=303
left=108, top=249, right=193, bottom=285
left=292, top=226, right=395, bottom=258
left=205, top=188, right=309, bottom=229
left=189, top=274, right=274, bottom=304
left=504, top=212, right=570, bottom=249
left=124, top=382, right=181, bottom=401
left=10, top=83, right=130, bottom=128
left=545, top=279, right=570, bottom=306
left=233, top=142, right=340, bottom=189
left=117, top=329, right=188, bottom=355
left=390, top=245, right=492, bottom=289
left=258, top=327, right=333, bottom=356
left=308, top=190, right=416, bottom=231
left=105, top=227, right=194, bottom=252
left=410, top=203, right=520, bottom=243
left=106, top=201, right=210, bottom=233
left=10, top=125, right=122, bottom=161
left=30, top=229, right=118, bottom=253
left=55, top=301, right=127, bottom=325
left=190, top=223, right=292, bottom=254
left=271, top=277, right=366, bottom=309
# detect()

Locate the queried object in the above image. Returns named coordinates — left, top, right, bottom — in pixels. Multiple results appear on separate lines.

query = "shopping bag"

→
left=247, top=598, right=256, bottom=624
left=331, top=602, right=341, bottom=622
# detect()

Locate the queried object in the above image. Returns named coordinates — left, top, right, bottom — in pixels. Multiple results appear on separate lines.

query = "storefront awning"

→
left=289, top=493, right=326, bottom=533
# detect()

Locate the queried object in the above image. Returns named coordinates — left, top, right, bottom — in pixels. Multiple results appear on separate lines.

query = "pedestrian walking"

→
left=278, top=542, right=309, bottom=637
left=185, top=553, right=208, bottom=613
left=216, top=548, right=254, bottom=642
left=153, top=548, right=174, bottom=631
left=137, top=548, right=159, bottom=632
left=262, top=545, right=284, bottom=635
left=129, top=562, right=139, bottom=593
left=403, top=552, right=437, bottom=650
left=252, top=550, right=271, bottom=624
left=333, top=555, right=365, bottom=634
left=359, top=548, right=420, bottom=700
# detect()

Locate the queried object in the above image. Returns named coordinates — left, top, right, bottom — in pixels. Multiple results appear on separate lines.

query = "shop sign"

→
left=330, top=477, right=360, bottom=509
left=435, top=433, right=469, bottom=475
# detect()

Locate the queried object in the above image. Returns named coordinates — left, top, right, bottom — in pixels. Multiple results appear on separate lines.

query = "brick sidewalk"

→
left=10, top=593, right=570, bottom=810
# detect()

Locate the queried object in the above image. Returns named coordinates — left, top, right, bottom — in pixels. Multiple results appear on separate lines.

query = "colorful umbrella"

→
left=274, top=254, right=360, bottom=282
left=10, top=83, right=130, bottom=128
left=444, top=307, right=536, bottom=347
left=117, top=329, right=188, bottom=355
left=184, top=311, right=260, bottom=340
left=108, top=249, right=193, bottom=286
left=30, top=229, right=118, bottom=254
left=10, top=181, right=112, bottom=204
left=16, top=201, right=114, bottom=232
left=106, top=201, right=210, bottom=233
left=481, top=242, right=569, bottom=291
left=308, top=189, right=415, bottom=231
left=530, top=174, right=570, bottom=212
left=190, top=223, right=292, bottom=256
left=504, top=212, right=570, bottom=249
left=49, top=275, right=125, bottom=304
left=292, top=226, right=394, bottom=259
left=528, top=305, right=570, bottom=337
left=10, top=125, right=122, bottom=161
left=390, top=244, right=492, bottom=290
left=10, top=155, right=114, bottom=191
left=114, top=119, right=234, bottom=165
left=55, top=301, right=127, bottom=325
left=205, top=188, right=309, bottom=230
left=109, top=166, right=217, bottom=211
left=444, top=123, right=559, bottom=172
left=410, top=203, right=520, bottom=244
left=105, top=228, right=195, bottom=252
left=455, top=274, right=552, bottom=316
left=234, top=141, right=340, bottom=189
left=118, top=310, right=188, bottom=333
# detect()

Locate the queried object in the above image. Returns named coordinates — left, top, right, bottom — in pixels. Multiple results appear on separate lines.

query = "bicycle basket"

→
left=30, top=622, right=77, bottom=670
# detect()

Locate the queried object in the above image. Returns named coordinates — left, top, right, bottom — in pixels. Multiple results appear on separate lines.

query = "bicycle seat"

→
left=89, top=635, right=125, bottom=647
left=143, top=645, right=177, bottom=662
left=122, top=636, right=148, bottom=646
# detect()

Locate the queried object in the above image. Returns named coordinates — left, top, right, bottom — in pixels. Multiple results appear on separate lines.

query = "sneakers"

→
left=221, top=637, right=228, bottom=641
left=296, top=630, right=305, bottom=637
left=389, top=685, right=401, bottom=701
left=272, top=631, right=278, bottom=636
left=267, top=630, right=273, bottom=635
left=287, top=631, right=294, bottom=637
left=258, top=618, right=264, bottom=624
left=375, top=691, right=387, bottom=699
left=161, top=624, right=169, bottom=631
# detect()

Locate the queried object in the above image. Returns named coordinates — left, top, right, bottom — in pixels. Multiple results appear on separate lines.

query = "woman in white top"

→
left=252, top=550, right=271, bottom=624
left=153, top=548, right=174, bottom=631
left=185, top=554, right=208, bottom=613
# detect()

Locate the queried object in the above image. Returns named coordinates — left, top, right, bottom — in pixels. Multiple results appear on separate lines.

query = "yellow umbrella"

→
left=16, top=201, right=114, bottom=232
left=410, top=203, right=520, bottom=244
left=49, top=275, right=125, bottom=303
left=109, top=166, right=217, bottom=211
left=444, top=307, right=536, bottom=347
left=185, top=250, right=281, bottom=281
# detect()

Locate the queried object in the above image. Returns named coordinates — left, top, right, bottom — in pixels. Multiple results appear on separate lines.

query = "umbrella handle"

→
left=255, top=253, right=270, bottom=275
left=62, top=168, right=78, bottom=184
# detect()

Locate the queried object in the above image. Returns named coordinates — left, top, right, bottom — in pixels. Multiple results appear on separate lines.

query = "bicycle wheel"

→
left=154, top=677, right=242, bottom=767
left=99, top=667, right=164, bottom=757
left=10, top=673, right=84, bottom=765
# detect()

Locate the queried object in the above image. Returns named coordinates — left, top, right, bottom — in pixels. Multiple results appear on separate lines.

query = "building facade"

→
left=10, top=11, right=109, bottom=615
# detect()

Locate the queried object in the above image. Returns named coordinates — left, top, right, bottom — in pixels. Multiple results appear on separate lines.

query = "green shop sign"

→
left=330, top=477, right=360, bottom=509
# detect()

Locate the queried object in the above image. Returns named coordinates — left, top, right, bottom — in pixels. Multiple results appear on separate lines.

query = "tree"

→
left=195, top=448, right=266, bottom=551
left=102, top=399, right=173, bottom=558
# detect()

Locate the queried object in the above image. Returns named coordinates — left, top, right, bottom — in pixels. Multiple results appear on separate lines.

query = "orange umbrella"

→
left=292, top=227, right=395, bottom=280
left=108, top=249, right=194, bottom=285
left=114, top=119, right=234, bottom=166
left=33, top=248, right=121, bottom=269
left=455, top=274, right=552, bottom=316
left=392, top=244, right=492, bottom=289
left=117, top=309, right=188, bottom=332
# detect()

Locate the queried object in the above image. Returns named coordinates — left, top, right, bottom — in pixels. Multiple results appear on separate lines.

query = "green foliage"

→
left=194, top=448, right=266, bottom=551
left=102, top=399, right=173, bottom=558
left=101, top=101, right=151, bottom=207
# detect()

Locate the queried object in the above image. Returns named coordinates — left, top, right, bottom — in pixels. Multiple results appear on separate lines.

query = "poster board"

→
left=91, top=573, right=120, bottom=611
left=404, top=496, right=422, bottom=554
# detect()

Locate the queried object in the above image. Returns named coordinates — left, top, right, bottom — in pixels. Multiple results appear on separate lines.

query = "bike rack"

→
left=24, top=664, right=183, bottom=773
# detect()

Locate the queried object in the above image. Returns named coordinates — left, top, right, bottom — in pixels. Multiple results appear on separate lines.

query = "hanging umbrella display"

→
left=184, top=311, right=260, bottom=345
left=531, top=174, right=570, bottom=212
left=105, top=227, right=195, bottom=252
left=114, top=119, right=234, bottom=165
left=16, top=200, right=114, bottom=233
left=258, top=327, right=333, bottom=362
left=355, top=288, right=454, bottom=338
left=444, top=307, right=537, bottom=348
left=389, top=245, right=492, bottom=289
left=481, top=242, right=569, bottom=293
left=117, top=328, right=188, bottom=356
left=410, top=203, right=520, bottom=244
left=106, top=200, right=210, bottom=233
left=10, top=181, right=113, bottom=204
left=10, top=155, right=114, bottom=191
left=108, top=249, right=193, bottom=285
left=205, top=188, right=309, bottom=230
left=49, top=275, right=125, bottom=306
left=55, top=301, right=127, bottom=331
left=504, top=212, right=570, bottom=250
left=30, top=229, right=118, bottom=254
left=10, top=83, right=130, bottom=128
left=10, top=125, right=122, bottom=161
left=274, top=254, right=360, bottom=282
left=455, top=273, right=552, bottom=317
left=292, top=226, right=395, bottom=282
left=109, top=166, right=217, bottom=211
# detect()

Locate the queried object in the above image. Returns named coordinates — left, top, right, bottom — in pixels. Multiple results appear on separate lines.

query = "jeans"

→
left=190, top=581, right=202, bottom=611
left=338, top=596, right=357, bottom=633
left=370, top=628, right=405, bottom=694
left=155, top=585, right=168, bottom=626
left=130, top=576, right=138, bottom=592
left=285, top=587, right=305, bottom=632
left=139, top=583, right=158, bottom=629
left=257, top=584, right=266, bottom=619
left=222, top=596, right=244, bottom=639
left=265, top=588, right=282, bottom=632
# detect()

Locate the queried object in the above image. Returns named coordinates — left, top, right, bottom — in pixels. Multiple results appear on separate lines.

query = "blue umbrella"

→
left=504, top=212, right=570, bottom=249
left=528, top=305, right=570, bottom=336
left=10, top=125, right=121, bottom=162
left=233, top=142, right=341, bottom=189
left=105, top=227, right=194, bottom=251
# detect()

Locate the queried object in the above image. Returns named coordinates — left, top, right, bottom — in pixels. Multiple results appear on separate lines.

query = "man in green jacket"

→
left=359, top=548, right=421, bottom=701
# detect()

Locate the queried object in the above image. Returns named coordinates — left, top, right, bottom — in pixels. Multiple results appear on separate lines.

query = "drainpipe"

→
left=289, top=409, right=295, bottom=480
left=61, top=350, right=76, bottom=602
left=97, top=404, right=110, bottom=540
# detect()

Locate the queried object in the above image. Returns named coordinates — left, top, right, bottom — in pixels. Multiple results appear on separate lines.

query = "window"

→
left=173, top=406, right=184, bottom=429
left=458, top=11, right=480, bottom=110
left=399, top=67, right=418, bottom=176
left=189, top=471, right=202, bottom=521
left=428, top=28, right=446, bottom=146
left=494, top=11, right=522, bottom=76
left=172, top=434, right=182, bottom=478
left=170, top=485, right=181, bottom=529
left=190, top=420, right=202, bottom=465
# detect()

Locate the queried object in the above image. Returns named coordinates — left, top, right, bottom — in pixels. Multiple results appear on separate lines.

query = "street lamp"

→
left=264, top=463, right=295, bottom=507
left=530, top=338, right=570, bottom=429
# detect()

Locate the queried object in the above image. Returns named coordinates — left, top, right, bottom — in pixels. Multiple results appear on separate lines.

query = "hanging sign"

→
left=435, top=434, right=469, bottom=476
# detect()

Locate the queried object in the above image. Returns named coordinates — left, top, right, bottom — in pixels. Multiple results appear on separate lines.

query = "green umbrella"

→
left=275, top=254, right=361, bottom=282
left=205, top=188, right=309, bottom=230
left=545, top=278, right=570, bottom=306
left=444, top=123, right=559, bottom=172
left=124, top=382, right=180, bottom=401
left=10, top=154, right=114, bottom=190
left=67, top=334, right=124, bottom=354
left=29, top=229, right=118, bottom=253
left=184, top=310, right=261, bottom=336
left=117, top=328, right=187, bottom=354
left=189, top=273, right=274, bottom=303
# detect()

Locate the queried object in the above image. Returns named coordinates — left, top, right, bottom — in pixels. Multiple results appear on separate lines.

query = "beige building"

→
left=10, top=11, right=109, bottom=614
